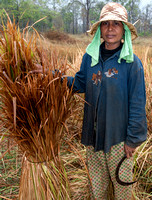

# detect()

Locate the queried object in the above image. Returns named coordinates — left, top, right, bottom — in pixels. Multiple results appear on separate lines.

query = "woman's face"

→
left=100, top=20, right=124, bottom=50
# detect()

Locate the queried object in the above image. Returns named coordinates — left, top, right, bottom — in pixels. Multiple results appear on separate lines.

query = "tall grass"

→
left=132, top=44, right=152, bottom=200
left=0, top=23, right=151, bottom=199
left=0, top=16, right=84, bottom=199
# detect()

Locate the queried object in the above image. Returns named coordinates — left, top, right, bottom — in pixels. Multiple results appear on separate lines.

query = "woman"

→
left=67, top=2, right=147, bottom=200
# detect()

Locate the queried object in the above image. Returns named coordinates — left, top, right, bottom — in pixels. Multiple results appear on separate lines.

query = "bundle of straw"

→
left=0, top=15, right=78, bottom=199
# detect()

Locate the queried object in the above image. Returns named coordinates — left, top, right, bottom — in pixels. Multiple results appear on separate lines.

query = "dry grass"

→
left=43, top=30, right=77, bottom=44
left=132, top=43, right=152, bottom=200
left=0, top=16, right=77, bottom=162
left=0, top=20, right=151, bottom=200
left=0, top=15, right=84, bottom=199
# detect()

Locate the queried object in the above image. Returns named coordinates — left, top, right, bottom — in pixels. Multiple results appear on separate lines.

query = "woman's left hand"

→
left=124, top=144, right=136, bottom=158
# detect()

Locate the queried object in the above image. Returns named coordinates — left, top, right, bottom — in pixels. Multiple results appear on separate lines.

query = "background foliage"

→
left=0, top=0, right=152, bottom=35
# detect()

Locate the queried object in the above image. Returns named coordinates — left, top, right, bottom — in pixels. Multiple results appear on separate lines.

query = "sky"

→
left=140, top=0, right=152, bottom=8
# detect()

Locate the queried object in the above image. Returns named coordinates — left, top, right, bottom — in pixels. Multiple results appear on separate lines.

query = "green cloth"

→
left=86, top=26, right=101, bottom=67
left=86, top=23, right=134, bottom=67
left=118, top=23, right=133, bottom=63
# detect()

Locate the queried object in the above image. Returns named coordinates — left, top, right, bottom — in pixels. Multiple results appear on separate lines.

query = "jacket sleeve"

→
left=67, top=53, right=88, bottom=93
left=125, top=55, right=147, bottom=148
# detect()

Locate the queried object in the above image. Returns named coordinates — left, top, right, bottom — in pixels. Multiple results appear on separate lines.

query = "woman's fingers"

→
left=124, top=144, right=136, bottom=158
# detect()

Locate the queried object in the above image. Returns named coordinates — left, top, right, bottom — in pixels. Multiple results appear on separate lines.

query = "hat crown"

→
left=100, top=2, right=128, bottom=22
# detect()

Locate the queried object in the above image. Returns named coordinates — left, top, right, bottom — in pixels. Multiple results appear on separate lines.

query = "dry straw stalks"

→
left=0, top=15, right=80, bottom=199
left=132, top=45, right=152, bottom=199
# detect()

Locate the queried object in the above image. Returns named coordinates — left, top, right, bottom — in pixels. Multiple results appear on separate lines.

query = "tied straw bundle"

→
left=0, top=14, right=80, bottom=199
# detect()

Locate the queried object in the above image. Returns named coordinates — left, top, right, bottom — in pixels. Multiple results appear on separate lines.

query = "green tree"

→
left=139, top=4, right=152, bottom=35
left=89, top=1, right=104, bottom=25
left=125, top=0, right=140, bottom=23
left=74, top=0, right=96, bottom=32
left=0, top=0, right=53, bottom=32
left=61, top=7, right=73, bottom=33
left=1, top=0, right=150, bottom=35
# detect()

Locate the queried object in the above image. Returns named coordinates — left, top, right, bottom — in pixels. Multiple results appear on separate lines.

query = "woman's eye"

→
left=114, top=22, right=119, bottom=25
left=102, top=22, right=108, bottom=26
left=114, top=21, right=121, bottom=26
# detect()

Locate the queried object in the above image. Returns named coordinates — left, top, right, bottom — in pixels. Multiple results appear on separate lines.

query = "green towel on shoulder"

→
left=86, top=26, right=101, bottom=67
left=86, top=23, right=134, bottom=67
left=118, top=23, right=133, bottom=63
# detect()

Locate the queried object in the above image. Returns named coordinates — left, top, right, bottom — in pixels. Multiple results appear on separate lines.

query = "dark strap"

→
left=115, top=155, right=138, bottom=186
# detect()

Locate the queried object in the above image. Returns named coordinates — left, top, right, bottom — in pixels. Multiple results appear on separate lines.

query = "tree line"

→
left=0, top=0, right=151, bottom=36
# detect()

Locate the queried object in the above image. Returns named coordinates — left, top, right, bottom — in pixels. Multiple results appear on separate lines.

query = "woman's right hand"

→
left=31, top=63, right=45, bottom=73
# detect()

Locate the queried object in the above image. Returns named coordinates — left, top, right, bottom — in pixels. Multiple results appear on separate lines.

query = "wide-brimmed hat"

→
left=87, top=2, right=138, bottom=40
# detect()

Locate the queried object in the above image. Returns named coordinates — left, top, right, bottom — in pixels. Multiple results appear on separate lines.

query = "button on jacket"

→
left=67, top=49, right=147, bottom=153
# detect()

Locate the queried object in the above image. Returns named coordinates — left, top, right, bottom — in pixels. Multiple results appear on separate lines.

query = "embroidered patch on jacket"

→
left=92, top=71, right=102, bottom=85
left=104, top=68, right=118, bottom=78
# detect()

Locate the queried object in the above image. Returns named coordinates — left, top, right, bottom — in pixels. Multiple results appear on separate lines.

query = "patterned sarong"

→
left=86, top=142, right=133, bottom=200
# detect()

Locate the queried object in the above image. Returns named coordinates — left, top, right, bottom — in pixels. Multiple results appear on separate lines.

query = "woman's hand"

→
left=124, top=143, right=136, bottom=158
left=31, top=64, right=45, bottom=73
left=31, top=64, right=61, bottom=75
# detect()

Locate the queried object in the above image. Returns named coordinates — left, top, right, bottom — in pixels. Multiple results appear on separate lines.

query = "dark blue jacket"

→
left=67, top=50, right=147, bottom=153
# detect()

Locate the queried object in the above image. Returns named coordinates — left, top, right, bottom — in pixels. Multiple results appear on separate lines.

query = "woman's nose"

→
left=108, top=23, right=113, bottom=31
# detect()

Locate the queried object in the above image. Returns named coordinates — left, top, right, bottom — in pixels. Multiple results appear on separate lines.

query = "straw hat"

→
left=88, top=2, right=138, bottom=40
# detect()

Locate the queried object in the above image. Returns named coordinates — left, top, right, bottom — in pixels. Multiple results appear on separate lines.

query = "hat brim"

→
left=87, top=19, right=138, bottom=41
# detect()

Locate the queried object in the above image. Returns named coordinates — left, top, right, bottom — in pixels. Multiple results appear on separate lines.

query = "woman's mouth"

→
left=106, top=35, right=115, bottom=39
